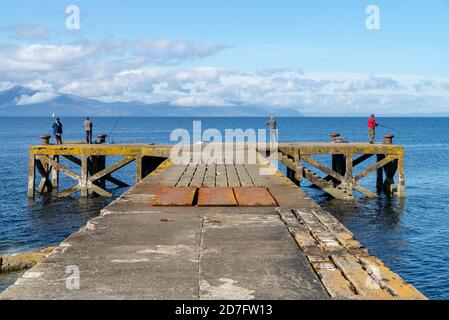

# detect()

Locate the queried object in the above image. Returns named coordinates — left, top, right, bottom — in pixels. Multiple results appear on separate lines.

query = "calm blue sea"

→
left=1, top=117, right=448, bottom=299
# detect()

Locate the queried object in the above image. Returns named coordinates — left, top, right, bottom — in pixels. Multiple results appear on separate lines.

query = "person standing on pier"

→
left=267, top=115, right=278, bottom=143
left=52, top=118, right=63, bottom=145
left=368, top=114, right=378, bottom=144
left=84, top=117, right=93, bottom=144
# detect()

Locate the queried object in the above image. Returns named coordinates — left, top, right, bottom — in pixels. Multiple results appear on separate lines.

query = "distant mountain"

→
left=0, top=86, right=304, bottom=117
left=0, top=86, right=37, bottom=106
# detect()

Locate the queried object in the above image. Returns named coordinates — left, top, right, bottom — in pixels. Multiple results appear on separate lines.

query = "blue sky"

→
left=1, top=1, right=449, bottom=115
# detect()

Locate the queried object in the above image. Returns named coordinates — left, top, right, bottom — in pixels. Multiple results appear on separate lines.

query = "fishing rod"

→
left=106, top=117, right=121, bottom=144
left=378, top=123, right=402, bottom=132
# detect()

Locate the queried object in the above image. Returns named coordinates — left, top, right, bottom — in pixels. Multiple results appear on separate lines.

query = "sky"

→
left=1, top=0, right=449, bottom=115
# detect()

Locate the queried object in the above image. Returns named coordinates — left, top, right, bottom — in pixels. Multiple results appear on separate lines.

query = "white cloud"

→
left=14, top=44, right=94, bottom=65
left=16, top=92, right=59, bottom=105
left=1, top=38, right=449, bottom=115
left=10, top=24, right=49, bottom=41
left=172, top=96, right=235, bottom=107
left=0, top=81, right=14, bottom=91
left=133, top=40, right=227, bottom=62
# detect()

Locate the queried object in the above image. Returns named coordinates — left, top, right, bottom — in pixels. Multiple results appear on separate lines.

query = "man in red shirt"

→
left=368, top=114, right=378, bottom=144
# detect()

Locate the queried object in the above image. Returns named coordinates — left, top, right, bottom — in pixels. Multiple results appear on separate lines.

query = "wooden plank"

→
left=90, top=184, right=113, bottom=198
left=190, top=164, right=207, bottom=187
left=63, top=155, right=81, bottom=166
left=215, top=164, right=227, bottom=187
left=353, top=184, right=378, bottom=198
left=202, top=164, right=216, bottom=187
left=35, top=158, right=48, bottom=178
left=236, top=164, right=254, bottom=187
left=301, top=155, right=346, bottom=183
left=35, top=159, right=53, bottom=194
left=177, top=164, right=196, bottom=187
left=58, top=185, right=80, bottom=198
left=226, top=164, right=240, bottom=187
left=357, top=256, right=427, bottom=299
left=43, top=156, right=80, bottom=181
left=106, top=176, right=129, bottom=188
left=308, top=255, right=358, bottom=299
left=354, top=155, right=396, bottom=181
left=322, top=154, right=374, bottom=181
left=276, top=209, right=357, bottom=299
left=331, top=254, right=393, bottom=299
left=89, top=156, right=134, bottom=183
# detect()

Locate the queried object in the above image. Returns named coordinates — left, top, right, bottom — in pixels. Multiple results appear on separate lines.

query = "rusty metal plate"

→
left=197, top=188, right=238, bottom=207
left=233, top=187, right=278, bottom=207
left=152, top=187, right=197, bottom=206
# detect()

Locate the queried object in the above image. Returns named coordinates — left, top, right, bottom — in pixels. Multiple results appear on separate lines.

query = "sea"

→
left=0, top=117, right=448, bottom=299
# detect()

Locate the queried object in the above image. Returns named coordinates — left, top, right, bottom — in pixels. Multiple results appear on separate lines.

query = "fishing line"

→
left=378, top=123, right=402, bottom=133
left=107, top=118, right=121, bottom=144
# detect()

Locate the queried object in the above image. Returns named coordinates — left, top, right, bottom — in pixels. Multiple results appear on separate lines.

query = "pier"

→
left=0, top=139, right=424, bottom=300
left=27, top=136, right=405, bottom=201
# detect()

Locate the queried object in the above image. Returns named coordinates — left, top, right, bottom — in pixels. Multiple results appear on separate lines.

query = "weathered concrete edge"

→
left=0, top=247, right=55, bottom=274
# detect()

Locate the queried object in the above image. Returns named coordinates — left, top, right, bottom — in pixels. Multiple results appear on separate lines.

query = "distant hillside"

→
left=0, top=86, right=304, bottom=117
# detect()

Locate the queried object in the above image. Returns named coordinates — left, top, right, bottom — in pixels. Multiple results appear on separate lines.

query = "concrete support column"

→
left=27, top=154, right=36, bottom=198
left=376, top=154, right=385, bottom=193
left=136, top=153, right=143, bottom=183
left=80, top=151, right=89, bottom=197
left=51, top=156, right=59, bottom=194
left=384, top=159, right=398, bottom=196
left=397, top=158, right=405, bottom=198
left=344, top=154, right=354, bottom=194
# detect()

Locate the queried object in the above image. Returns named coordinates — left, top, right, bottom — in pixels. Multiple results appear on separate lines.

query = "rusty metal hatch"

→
left=233, top=187, right=278, bottom=207
left=197, top=188, right=238, bottom=207
left=151, top=186, right=278, bottom=207
left=151, top=186, right=197, bottom=206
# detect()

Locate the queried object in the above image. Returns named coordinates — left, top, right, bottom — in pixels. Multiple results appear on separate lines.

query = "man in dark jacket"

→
left=53, top=118, right=63, bottom=145
left=84, top=117, right=93, bottom=144
left=267, top=115, right=278, bottom=143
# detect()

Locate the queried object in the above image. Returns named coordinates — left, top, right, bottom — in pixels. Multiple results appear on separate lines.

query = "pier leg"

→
left=51, top=156, right=59, bottom=193
left=376, top=155, right=385, bottom=193
left=36, top=157, right=53, bottom=195
left=27, top=154, right=36, bottom=198
left=293, top=152, right=302, bottom=187
left=384, top=159, right=398, bottom=196
left=98, top=156, right=106, bottom=188
left=80, top=152, right=89, bottom=197
left=287, top=167, right=297, bottom=185
left=332, top=154, right=346, bottom=185
left=344, top=154, right=353, bottom=195
left=90, top=155, right=106, bottom=189
left=136, top=153, right=143, bottom=183
left=397, top=157, right=405, bottom=198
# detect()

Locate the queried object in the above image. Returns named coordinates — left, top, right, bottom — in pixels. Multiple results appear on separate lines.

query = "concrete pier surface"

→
left=1, top=151, right=425, bottom=300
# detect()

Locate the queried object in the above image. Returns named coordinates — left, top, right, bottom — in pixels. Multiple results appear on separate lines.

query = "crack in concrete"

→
left=197, top=215, right=205, bottom=300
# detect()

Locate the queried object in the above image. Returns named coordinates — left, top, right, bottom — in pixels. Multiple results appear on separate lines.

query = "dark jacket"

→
left=53, top=121, right=63, bottom=135
left=267, top=118, right=277, bottom=130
